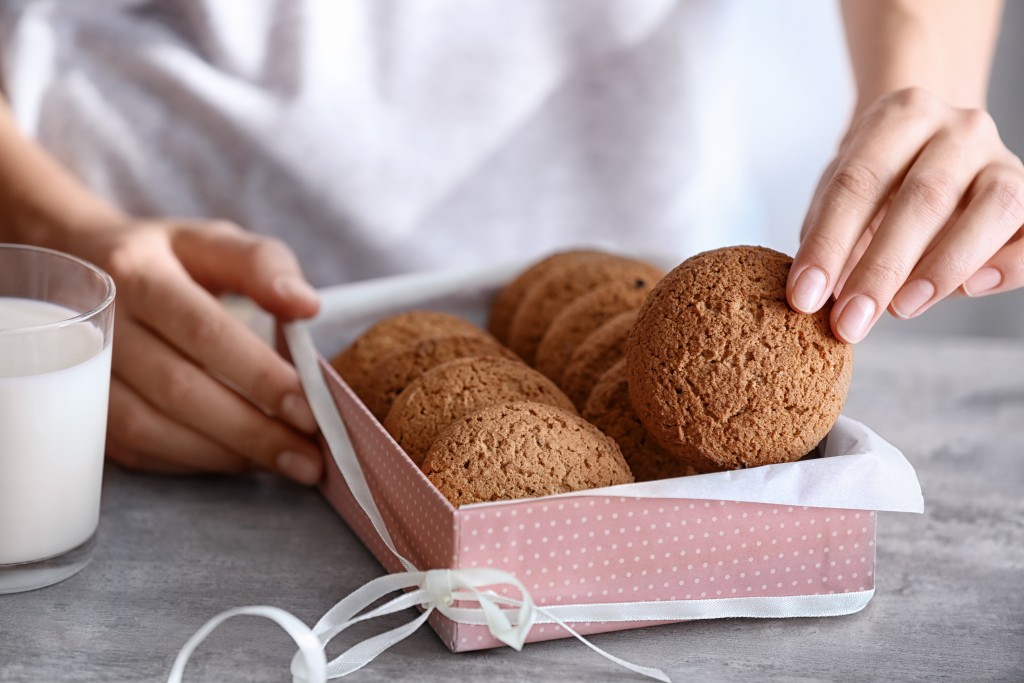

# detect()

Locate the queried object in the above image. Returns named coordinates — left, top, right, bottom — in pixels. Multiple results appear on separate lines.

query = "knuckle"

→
left=161, top=365, right=197, bottom=409
left=246, top=236, right=292, bottom=268
left=829, top=163, right=884, bottom=204
left=903, top=173, right=957, bottom=214
left=102, top=230, right=173, bottom=295
left=105, top=443, right=145, bottom=472
left=250, top=361, right=289, bottom=405
left=109, top=404, right=153, bottom=451
left=983, top=177, right=1024, bottom=220
left=235, top=420, right=280, bottom=461
left=889, top=86, right=936, bottom=115
left=958, top=108, right=996, bottom=138
left=937, top=250, right=974, bottom=284
left=103, top=244, right=135, bottom=281
left=1007, top=153, right=1024, bottom=173
left=182, top=311, right=224, bottom=351
left=206, top=219, right=245, bottom=236
left=859, top=256, right=908, bottom=291
left=802, top=230, right=848, bottom=263
left=104, top=239, right=152, bottom=284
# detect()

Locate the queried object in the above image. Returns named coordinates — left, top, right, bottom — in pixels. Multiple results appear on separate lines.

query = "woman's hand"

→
left=788, top=87, right=1024, bottom=343
left=0, top=99, right=323, bottom=483
left=73, top=219, right=325, bottom=483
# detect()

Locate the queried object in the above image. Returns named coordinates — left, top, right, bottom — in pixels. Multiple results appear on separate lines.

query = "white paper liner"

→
left=467, top=415, right=923, bottom=512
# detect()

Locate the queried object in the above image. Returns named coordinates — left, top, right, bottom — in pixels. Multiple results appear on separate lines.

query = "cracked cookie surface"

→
left=385, top=357, right=575, bottom=465
left=330, top=311, right=487, bottom=402
left=626, top=246, right=852, bottom=470
left=583, top=361, right=701, bottom=481
left=534, top=279, right=653, bottom=384
left=362, top=333, right=518, bottom=420
left=561, top=310, right=637, bottom=410
left=488, top=250, right=608, bottom=344
left=507, top=255, right=663, bottom=365
left=422, top=401, right=633, bottom=506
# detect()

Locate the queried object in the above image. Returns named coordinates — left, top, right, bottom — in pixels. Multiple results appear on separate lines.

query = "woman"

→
left=0, top=0, right=1020, bottom=482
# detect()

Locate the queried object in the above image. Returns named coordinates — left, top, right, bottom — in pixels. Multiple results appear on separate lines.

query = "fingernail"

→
left=276, top=451, right=322, bottom=485
left=792, top=267, right=828, bottom=313
left=836, top=295, right=876, bottom=343
left=281, top=392, right=318, bottom=433
left=276, top=275, right=319, bottom=305
left=963, top=267, right=1002, bottom=297
left=891, top=279, right=935, bottom=319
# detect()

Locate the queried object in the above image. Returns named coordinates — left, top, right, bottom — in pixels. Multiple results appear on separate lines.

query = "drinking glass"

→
left=0, top=244, right=115, bottom=593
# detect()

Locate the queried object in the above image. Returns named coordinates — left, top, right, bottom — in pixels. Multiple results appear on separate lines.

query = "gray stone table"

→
left=2, top=337, right=1022, bottom=682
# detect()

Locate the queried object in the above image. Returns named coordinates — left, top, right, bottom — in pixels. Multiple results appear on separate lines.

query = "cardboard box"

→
left=285, top=261, right=923, bottom=653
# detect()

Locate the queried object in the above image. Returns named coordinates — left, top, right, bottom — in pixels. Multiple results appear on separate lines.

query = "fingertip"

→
left=789, top=265, right=829, bottom=314
left=275, top=274, right=318, bottom=306
left=832, top=294, right=877, bottom=344
left=272, top=275, right=321, bottom=319
left=829, top=309, right=853, bottom=345
left=890, top=279, right=936, bottom=319
left=280, top=392, right=319, bottom=434
left=276, top=450, right=324, bottom=486
left=963, top=267, right=1003, bottom=297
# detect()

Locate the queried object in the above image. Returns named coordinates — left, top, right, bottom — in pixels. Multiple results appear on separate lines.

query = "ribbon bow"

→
left=168, top=568, right=669, bottom=683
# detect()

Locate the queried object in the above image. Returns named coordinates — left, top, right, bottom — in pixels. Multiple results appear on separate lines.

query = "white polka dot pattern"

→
left=320, top=361, right=457, bottom=573
left=317, top=359, right=878, bottom=654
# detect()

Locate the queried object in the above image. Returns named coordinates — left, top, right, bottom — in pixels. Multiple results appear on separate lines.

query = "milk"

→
left=0, top=297, right=112, bottom=565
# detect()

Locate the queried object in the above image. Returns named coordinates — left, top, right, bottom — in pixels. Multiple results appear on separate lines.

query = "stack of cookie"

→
left=330, top=307, right=633, bottom=506
left=329, top=245, right=852, bottom=507
left=487, top=250, right=700, bottom=482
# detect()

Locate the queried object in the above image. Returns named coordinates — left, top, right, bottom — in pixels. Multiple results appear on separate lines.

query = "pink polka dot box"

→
left=283, top=260, right=923, bottom=654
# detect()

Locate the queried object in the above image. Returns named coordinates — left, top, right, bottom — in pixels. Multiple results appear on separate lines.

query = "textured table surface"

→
left=1, top=336, right=1022, bottom=683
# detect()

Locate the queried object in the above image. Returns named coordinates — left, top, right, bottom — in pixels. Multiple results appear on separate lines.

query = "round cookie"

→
left=507, top=256, right=664, bottom=365
left=422, top=401, right=634, bottom=506
left=562, top=311, right=637, bottom=410
left=534, top=279, right=653, bottom=383
left=384, top=357, right=577, bottom=465
left=583, top=361, right=701, bottom=481
left=330, top=311, right=486, bottom=402
left=361, top=333, right=520, bottom=420
left=626, top=245, right=852, bottom=471
left=488, top=250, right=609, bottom=344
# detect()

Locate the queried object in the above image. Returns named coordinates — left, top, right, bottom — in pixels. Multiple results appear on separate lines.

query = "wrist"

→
left=0, top=102, right=128, bottom=253
left=3, top=179, right=127, bottom=254
left=841, top=1, right=998, bottom=120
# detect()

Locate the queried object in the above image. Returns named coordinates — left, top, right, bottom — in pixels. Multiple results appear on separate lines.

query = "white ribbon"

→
left=166, top=563, right=874, bottom=682
left=166, top=320, right=877, bottom=682
left=167, top=606, right=326, bottom=683
left=291, top=568, right=537, bottom=680
left=286, top=321, right=418, bottom=572
left=169, top=567, right=671, bottom=683
left=286, top=567, right=669, bottom=682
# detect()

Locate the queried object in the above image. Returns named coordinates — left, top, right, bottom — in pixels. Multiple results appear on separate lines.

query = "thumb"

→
left=173, top=220, right=320, bottom=320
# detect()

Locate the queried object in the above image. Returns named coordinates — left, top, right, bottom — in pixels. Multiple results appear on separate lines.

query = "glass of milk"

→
left=0, top=244, right=115, bottom=593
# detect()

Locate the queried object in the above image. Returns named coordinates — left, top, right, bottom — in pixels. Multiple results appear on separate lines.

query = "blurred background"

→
left=875, top=1, right=1024, bottom=340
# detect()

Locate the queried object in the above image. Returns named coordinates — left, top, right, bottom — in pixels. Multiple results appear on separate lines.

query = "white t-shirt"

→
left=0, top=0, right=852, bottom=286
